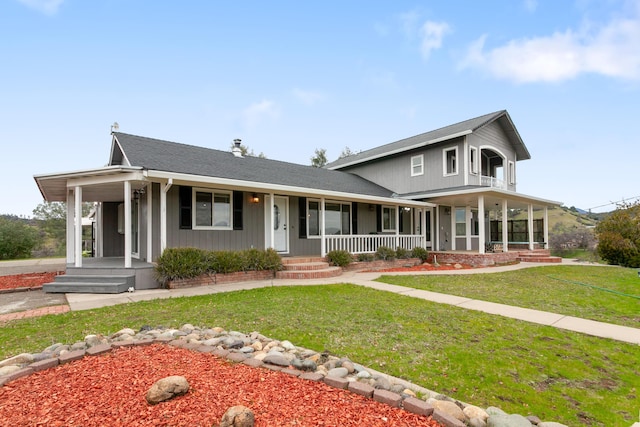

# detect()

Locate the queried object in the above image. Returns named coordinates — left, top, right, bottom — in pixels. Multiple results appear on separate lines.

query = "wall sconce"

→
left=251, top=193, right=260, bottom=203
left=403, top=206, right=411, bottom=212
left=369, top=204, right=375, bottom=212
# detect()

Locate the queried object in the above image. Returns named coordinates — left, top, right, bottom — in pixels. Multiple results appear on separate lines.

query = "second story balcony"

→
left=480, top=175, right=506, bottom=189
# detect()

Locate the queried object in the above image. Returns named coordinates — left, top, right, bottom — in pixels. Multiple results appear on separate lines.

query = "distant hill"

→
left=511, top=206, right=601, bottom=231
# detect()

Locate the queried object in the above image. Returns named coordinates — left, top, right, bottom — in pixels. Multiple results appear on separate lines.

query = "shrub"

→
left=595, top=202, right=640, bottom=268
left=155, top=247, right=283, bottom=284
left=395, top=247, right=410, bottom=259
left=261, top=248, right=284, bottom=272
left=356, top=253, right=375, bottom=262
left=154, top=247, right=207, bottom=284
left=0, top=217, right=39, bottom=260
left=326, top=250, right=352, bottom=267
left=375, top=246, right=396, bottom=261
left=411, top=246, right=429, bottom=263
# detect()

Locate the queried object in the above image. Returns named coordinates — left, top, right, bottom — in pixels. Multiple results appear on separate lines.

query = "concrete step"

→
left=275, top=266, right=343, bottom=280
left=281, top=257, right=326, bottom=265
left=43, top=274, right=135, bottom=294
left=282, top=261, right=331, bottom=271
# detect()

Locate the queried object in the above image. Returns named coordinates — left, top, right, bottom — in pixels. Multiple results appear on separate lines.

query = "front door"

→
left=265, top=196, right=289, bottom=253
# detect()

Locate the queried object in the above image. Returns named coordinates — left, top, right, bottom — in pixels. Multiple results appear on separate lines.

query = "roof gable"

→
left=326, top=110, right=530, bottom=170
left=111, top=132, right=394, bottom=198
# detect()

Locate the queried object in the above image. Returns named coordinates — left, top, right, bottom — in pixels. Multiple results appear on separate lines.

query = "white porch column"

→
left=450, top=207, right=456, bottom=251
left=478, top=195, right=485, bottom=254
left=160, top=179, right=172, bottom=254
left=421, top=209, right=427, bottom=248
left=124, top=181, right=132, bottom=268
left=434, top=206, right=439, bottom=251
left=320, top=197, right=326, bottom=257
left=270, top=193, right=275, bottom=250
left=74, top=186, right=83, bottom=268
left=501, top=200, right=508, bottom=252
left=527, top=203, right=534, bottom=250
left=146, top=186, right=153, bottom=262
left=465, top=206, right=472, bottom=250
left=543, top=206, right=549, bottom=250
left=395, top=205, right=400, bottom=249
left=96, top=202, right=103, bottom=258
left=66, top=189, right=74, bottom=263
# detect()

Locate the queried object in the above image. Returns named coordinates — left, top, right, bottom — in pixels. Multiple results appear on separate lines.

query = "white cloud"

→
left=419, top=21, right=451, bottom=60
left=241, top=100, right=280, bottom=128
left=292, top=88, right=325, bottom=106
left=460, top=4, right=640, bottom=82
left=17, top=0, right=64, bottom=15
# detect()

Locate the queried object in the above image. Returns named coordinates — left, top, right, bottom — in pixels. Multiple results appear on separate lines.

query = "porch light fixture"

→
left=251, top=193, right=260, bottom=203
left=133, top=188, right=146, bottom=200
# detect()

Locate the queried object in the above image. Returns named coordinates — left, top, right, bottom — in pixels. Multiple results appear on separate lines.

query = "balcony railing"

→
left=325, top=234, right=424, bottom=254
left=480, top=175, right=506, bottom=189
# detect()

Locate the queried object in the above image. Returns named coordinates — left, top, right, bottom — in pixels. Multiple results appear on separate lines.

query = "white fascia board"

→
left=405, top=187, right=561, bottom=206
left=34, top=165, right=143, bottom=180
left=145, top=170, right=432, bottom=208
left=67, top=171, right=146, bottom=187
left=327, top=130, right=472, bottom=170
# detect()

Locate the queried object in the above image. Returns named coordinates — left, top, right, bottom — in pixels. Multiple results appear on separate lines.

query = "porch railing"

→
left=480, top=175, right=506, bottom=189
left=325, top=234, right=424, bottom=254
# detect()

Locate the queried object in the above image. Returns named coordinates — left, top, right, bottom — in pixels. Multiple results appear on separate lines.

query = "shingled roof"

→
left=326, top=110, right=530, bottom=170
left=111, top=132, right=394, bottom=198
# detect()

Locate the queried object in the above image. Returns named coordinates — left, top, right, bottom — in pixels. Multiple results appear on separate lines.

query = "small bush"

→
left=155, top=247, right=283, bottom=284
left=375, top=246, right=396, bottom=261
left=356, top=253, right=375, bottom=262
left=155, top=247, right=207, bottom=284
left=326, top=250, right=352, bottom=267
left=411, top=247, right=429, bottom=263
left=395, top=247, right=410, bottom=259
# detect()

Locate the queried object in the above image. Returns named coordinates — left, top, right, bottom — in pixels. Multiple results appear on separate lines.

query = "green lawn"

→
left=378, top=265, right=640, bottom=328
left=1, top=279, right=639, bottom=426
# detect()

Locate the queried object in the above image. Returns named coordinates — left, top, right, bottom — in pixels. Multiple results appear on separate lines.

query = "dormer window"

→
left=443, top=147, right=458, bottom=176
left=411, top=155, right=424, bottom=176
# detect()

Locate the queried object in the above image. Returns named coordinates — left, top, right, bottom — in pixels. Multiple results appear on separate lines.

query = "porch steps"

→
left=43, top=274, right=135, bottom=294
left=516, top=250, right=562, bottom=264
left=276, top=257, right=343, bottom=280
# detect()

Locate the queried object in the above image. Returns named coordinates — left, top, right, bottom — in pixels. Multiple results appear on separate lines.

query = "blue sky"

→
left=2, top=0, right=639, bottom=217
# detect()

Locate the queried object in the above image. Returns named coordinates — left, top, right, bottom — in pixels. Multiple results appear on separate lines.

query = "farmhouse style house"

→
left=34, top=110, right=559, bottom=292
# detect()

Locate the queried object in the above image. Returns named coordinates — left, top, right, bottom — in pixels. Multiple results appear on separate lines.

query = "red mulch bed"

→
left=367, top=263, right=477, bottom=273
left=0, top=272, right=63, bottom=291
left=0, top=344, right=443, bottom=427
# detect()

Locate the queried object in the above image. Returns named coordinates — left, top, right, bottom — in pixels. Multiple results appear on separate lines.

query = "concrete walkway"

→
left=58, top=260, right=640, bottom=346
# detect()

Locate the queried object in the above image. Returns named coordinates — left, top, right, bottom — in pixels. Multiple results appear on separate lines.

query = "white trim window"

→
left=307, top=199, right=351, bottom=237
left=455, top=207, right=466, bottom=236
left=469, top=146, right=478, bottom=175
left=411, top=154, right=424, bottom=176
left=508, top=161, right=515, bottom=185
left=382, top=206, right=396, bottom=232
left=193, top=188, right=232, bottom=229
left=443, top=147, right=458, bottom=176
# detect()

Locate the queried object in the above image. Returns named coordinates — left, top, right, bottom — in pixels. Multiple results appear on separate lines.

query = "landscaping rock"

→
left=262, top=354, right=290, bottom=367
left=487, top=413, right=532, bottom=427
left=145, top=376, right=189, bottom=405
left=0, top=353, right=34, bottom=368
left=464, top=405, right=489, bottom=422
left=220, top=405, right=255, bottom=427
left=427, top=398, right=465, bottom=422
left=327, top=367, right=349, bottom=378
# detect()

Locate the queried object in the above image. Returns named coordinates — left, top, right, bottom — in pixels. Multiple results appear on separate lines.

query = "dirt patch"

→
left=0, top=344, right=443, bottom=427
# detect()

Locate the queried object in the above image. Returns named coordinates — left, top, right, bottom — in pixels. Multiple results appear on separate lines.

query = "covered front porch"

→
left=405, top=187, right=560, bottom=255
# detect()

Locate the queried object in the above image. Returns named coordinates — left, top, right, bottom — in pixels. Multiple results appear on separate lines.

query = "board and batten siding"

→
left=165, top=186, right=265, bottom=252
left=340, top=136, right=466, bottom=194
